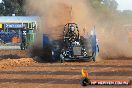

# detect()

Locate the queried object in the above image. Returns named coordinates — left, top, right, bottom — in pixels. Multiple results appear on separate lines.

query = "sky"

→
left=116, top=0, right=132, bottom=11
left=0, top=0, right=132, bottom=11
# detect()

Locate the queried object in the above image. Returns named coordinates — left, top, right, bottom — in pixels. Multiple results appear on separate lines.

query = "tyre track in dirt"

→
left=0, top=59, right=132, bottom=88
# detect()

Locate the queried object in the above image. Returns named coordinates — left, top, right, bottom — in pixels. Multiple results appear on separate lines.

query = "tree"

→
left=0, top=2, right=4, bottom=15
left=89, top=0, right=118, bottom=14
left=0, top=0, right=25, bottom=16
left=103, top=0, right=118, bottom=10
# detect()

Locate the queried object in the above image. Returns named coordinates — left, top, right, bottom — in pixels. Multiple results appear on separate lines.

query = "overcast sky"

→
left=0, top=0, right=132, bottom=11
left=116, top=0, right=132, bottom=10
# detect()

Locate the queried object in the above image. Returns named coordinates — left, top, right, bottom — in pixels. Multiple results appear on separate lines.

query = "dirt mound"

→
left=0, top=58, right=37, bottom=69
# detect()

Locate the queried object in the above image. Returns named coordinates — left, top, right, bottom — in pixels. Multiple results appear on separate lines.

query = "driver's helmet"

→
left=70, top=25, right=75, bottom=32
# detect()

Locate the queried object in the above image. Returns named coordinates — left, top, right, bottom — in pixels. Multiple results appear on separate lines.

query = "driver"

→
left=68, top=25, right=77, bottom=42
left=65, top=24, right=78, bottom=45
left=70, top=26, right=75, bottom=32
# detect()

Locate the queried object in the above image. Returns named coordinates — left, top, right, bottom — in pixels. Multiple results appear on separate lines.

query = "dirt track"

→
left=0, top=57, right=132, bottom=88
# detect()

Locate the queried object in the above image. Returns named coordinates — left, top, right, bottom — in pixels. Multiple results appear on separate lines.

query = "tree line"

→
left=0, top=0, right=132, bottom=17
left=0, top=0, right=25, bottom=16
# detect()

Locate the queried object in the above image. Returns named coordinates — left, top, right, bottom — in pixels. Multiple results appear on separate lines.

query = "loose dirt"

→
left=0, top=56, right=131, bottom=88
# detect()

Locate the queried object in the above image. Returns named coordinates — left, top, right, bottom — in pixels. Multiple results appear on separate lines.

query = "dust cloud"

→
left=25, top=0, right=132, bottom=59
left=95, top=13, right=132, bottom=59
left=25, top=0, right=96, bottom=43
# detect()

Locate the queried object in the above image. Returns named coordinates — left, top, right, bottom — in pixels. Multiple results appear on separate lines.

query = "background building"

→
left=0, top=16, right=39, bottom=49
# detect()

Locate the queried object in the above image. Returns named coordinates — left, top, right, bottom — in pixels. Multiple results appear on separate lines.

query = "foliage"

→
left=89, top=0, right=118, bottom=14
left=0, top=0, right=25, bottom=16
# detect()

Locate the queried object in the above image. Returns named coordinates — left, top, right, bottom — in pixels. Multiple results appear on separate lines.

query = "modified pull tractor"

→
left=60, top=23, right=99, bottom=63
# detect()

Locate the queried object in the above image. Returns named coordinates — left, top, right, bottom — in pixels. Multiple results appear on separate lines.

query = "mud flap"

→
left=90, top=27, right=98, bottom=61
left=60, top=54, right=64, bottom=63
